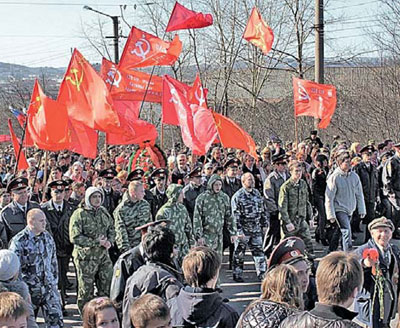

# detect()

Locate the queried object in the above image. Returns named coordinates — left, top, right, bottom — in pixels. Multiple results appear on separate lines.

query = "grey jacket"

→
left=264, top=171, right=288, bottom=214
left=325, top=167, right=366, bottom=219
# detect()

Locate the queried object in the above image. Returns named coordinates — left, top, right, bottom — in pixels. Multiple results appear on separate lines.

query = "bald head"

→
left=27, top=209, right=46, bottom=235
left=128, top=181, right=145, bottom=201
left=241, top=172, right=255, bottom=190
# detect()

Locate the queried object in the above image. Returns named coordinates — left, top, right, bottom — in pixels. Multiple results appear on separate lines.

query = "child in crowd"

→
left=0, top=292, right=29, bottom=328
left=83, top=297, right=120, bottom=328
left=130, top=294, right=171, bottom=328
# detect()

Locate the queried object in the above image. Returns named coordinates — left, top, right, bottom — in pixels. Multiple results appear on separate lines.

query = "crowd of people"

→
left=0, top=130, right=400, bottom=328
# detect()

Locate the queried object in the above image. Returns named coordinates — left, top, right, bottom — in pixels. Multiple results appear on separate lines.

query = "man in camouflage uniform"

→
left=9, top=208, right=63, bottom=327
left=263, top=154, right=289, bottom=256
left=231, top=172, right=269, bottom=282
left=183, top=167, right=205, bottom=222
left=278, top=161, right=314, bottom=256
left=114, top=180, right=151, bottom=253
left=69, top=186, right=115, bottom=313
left=156, top=184, right=194, bottom=263
left=193, top=174, right=236, bottom=259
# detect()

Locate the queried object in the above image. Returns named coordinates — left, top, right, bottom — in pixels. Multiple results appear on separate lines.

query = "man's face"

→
left=12, top=188, right=28, bottom=205
left=73, top=165, right=82, bottom=175
left=177, top=155, right=187, bottom=168
left=191, top=176, right=202, bottom=187
left=242, top=174, right=255, bottom=189
left=103, top=178, right=112, bottom=189
left=212, top=180, right=222, bottom=193
left=48, top=158, right=56, bottom=167
left=51, top=188, right=64, bottom=203
left=245, top=156, right=254, bottom=167
left=89, top=192, right=102, bottom=208
left=50, top=170, right=62, bottom=180
left=291, top=260, right=311, bottom=293
left=213, top=149, right=221, bottom=160
left=362, top=152, right=371, bottom=163
left=339, top=155, right=351, bottom=172
left=30, top=212, right=47, bottom=233
left=290, top=166, right=302, bottom=181
left=226, top=166, right=238, bottom=178
left=112, top=179, right=122, bottom=192
left=155, top=177, right=166, bottom=190
left=371, top=227, right=392, bottom=248
left=204, top=166, right=213, bottom=177
left=275, top=162, right=287, bottom=173
left=130, top=185, right=145, bottom=201
left=77, top=186, right=86, bottom=198
left=0, top=315, right=27, bottom=328
left=0, top=193, right=11, bottom=206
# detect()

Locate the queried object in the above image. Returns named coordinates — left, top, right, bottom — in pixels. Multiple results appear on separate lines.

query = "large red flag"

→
left=163, top=75, right=210, bottom=154
left=106, top=100, right=158, bottom=145
left=212, top=112, right=258, bottom=159
left=8, top=119, right=28, bottom=171
left=101, top=58, right=163, bottom=103
left=10, top=108, right=34, bottom=147
left=68, top=119, right=98, bottom=159
left=27, top=80, right=70, bottom=151
left=243, top=7, right=274, bottom=55
left=162, top=77, right=191, bottom=126
left=293, top=77, right=337, bottom=129
left=166, top=2, right=213, bottom=32
left=192, top=105, right=218, bottom=150
left=188, top=73, right=208, bottom=107
left=119, top=27, right=182, bottom=69
left=58, top=49, right=120, bottom=133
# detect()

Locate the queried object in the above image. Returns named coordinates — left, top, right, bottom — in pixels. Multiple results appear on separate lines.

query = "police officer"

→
left=9, top=208, right=63, bottom=327
left=0, top=177, right=40, bottom=248
left=278, top=161, right=314, bottom=257
left=231, top=172, right=269, bottom=282
left=99, top=168, right=120, bottom=214
left=182, top=167, right=205, bottom=222
left=41, top=180, right=75, bottom=314
left=149, top=168, right=168, bottom=218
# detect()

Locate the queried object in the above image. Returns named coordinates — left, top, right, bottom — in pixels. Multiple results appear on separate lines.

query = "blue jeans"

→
left=333, top=211, right=352, bottom=251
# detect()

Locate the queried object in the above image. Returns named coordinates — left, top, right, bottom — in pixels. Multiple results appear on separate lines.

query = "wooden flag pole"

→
left=14, top=112, right=28, bottom=175
left=41, top=151, right=49, bottom=203
left=161, top=122, right=164, bottom=150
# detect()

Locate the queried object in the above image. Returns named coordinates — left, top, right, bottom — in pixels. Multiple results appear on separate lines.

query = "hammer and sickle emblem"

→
left=130, top=34, right=151, bottom=60
left=195, top=87, right=205, bottom=106
left=169, top=87, right=180, bottom=105
left=297, top=81, right=310, bottom=102
left=105, top=66, right=122, bottom=88
left=254, top=22, right=267, bottom=51
left=35, top=96, right=43, bottom=115
left=215, top=118, right=222, bottom=129
left=66, top=67, right=84, bottom=91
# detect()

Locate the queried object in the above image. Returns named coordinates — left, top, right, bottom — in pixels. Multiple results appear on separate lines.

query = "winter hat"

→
left=0, top=250, right=20, bottom=281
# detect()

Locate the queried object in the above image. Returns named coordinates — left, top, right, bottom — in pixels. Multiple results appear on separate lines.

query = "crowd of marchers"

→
left=0, top=130, right=400, bottom=328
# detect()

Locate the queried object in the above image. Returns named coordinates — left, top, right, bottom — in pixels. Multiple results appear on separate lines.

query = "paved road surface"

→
left=36, top=224, right=399, bottom=327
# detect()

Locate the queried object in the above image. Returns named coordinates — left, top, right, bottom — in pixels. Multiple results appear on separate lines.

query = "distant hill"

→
left=0, top=62, right=65, bottom=80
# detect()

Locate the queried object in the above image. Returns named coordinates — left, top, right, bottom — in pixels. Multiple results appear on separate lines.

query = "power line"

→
left=0, top=1, right=126, bottom=6
left=329, top=0, right=380, bottom=11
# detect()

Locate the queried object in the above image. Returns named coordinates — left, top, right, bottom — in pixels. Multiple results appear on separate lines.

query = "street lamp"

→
left=83, top=5, right=120, bottom=64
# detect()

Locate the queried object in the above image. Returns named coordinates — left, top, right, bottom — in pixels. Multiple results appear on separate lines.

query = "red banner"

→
left=166, top=2, right=213, bottom=32
left=0, top=135, right=11, bottom=143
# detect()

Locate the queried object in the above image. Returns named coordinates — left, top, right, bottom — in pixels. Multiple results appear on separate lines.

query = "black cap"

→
left=48, top=179, right=68, bottom=190
left=99, top=168, right=117, bottom=180
left=271, top=154, right=286, bottom=164
left=360, top=145, right=376, bottom=154
left=135, top=219, right=171, bottom=236
left=223, top=158, right=241, bottom=169
left=127, top=169, right=145, bottom=181
left=6, top=177, right=28, bottom=193
left=316, top=154, right=328, bottom=163
left=149, top=168, right=168, bottom=180
left=394, top=142, right=400, bottom=148
left=62, top=177, right=74, bottom=186
left=186, top=166, right=202, bottom=178
left=268, top=237, right=306, bottom=269
left=212, top=166, right=223, bottom=174
left=310, top=130, right=318, bottom=135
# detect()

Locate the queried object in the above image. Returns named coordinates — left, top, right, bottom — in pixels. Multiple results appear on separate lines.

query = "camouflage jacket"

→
left=193, top=175, right=236, bottom=240
left=114, top=192, right=151, bottom=253
left=278, top=178, right=309, bottom=225
left=156, top=184, right=195, bottom=250
left=9, top=227, right=58, bottom=288
left=69, top=204, right=115, bottom=261
left=231, top=187, right=269, bottom=235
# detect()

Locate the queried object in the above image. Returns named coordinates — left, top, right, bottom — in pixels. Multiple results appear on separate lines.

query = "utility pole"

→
left=314, top=0, right=324, bottom=129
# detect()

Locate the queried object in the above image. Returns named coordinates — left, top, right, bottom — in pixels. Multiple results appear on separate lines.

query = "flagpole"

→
left=161, top=122, right=164, bottom=150
left=41, top=151, right=49, bottom=203
left=31, top=151, right=43, bottom=202
left=14, top=112, right=28, bottom=175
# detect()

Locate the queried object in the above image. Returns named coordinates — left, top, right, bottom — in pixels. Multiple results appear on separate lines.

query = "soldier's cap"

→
left=268, top=237, right=306, bottom=269
left=48, top=179, right=68, bottom=191
left=360, top=145, right=375, bottom=154
left=223, top=158, right=241, bottom=169
left=6, top=177, right=28, bottom=193
left=150, top=168, right=168, bottom=180
left=368, top=139, right=376, bottom=146
left=272, top=137, right=282, bottom=144
left=378, top=142, right=386, bottom=151
left=271, top=154, right=286, bottom=165
left=212, top=166, right=223, bottom=174
left=204, top=162, right=214, bottom=170
left=135, top=219, right=171, bottom=236
left=310, top=130, right=318, bottom=135
left=394, top=142, right=400, bottom=148
left=127, top=169, right=145, bottom=182
left=226, top=151, right=236, bottom=159
left=99, top=168, right=117, bottom=180
left=368, top=217, right=395, bottom=232
left=186, top=166, right=202, bottom=178
left=62, top=177, right=74, bottom=186
left=381, top=150, right=394, bottom=160
left=316, top=154, right=328, bottom=163
left=93, top=157, right=105, bottom=167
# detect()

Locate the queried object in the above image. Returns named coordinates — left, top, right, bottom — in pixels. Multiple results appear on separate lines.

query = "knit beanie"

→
left=0, top=250, right=20, bottom=281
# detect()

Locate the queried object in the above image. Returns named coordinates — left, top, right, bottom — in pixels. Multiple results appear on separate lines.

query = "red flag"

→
left=293, top=77, right=337, bottom=129
left=163, top=75, right=210, bottom=154
left=166, top=2, right=213, bottom=32
left=8, top=119, right=28, bottom=171
left=27, top=80, right=70, bottom=151
left=0, top=135, right=11, bottom=143
left=101, top=58, right=163, bottom=103
left=119, top=27, right=182, bottom=69
left=58, top=49, right=120, bottom=133
left=192, top=105, right=218, bottom=150
left=106, top=100, right=158, bottom=145
left=212, top=112, right=258, bottom=159
left=10, top=109, right=34, bottom=147
left=188, top=73, right=208, bottom=107
left=68, top=119, right=98, bottom=159
left=243, top=7, right=274, bottom=55
left=162, top=77, right=191, bottom=126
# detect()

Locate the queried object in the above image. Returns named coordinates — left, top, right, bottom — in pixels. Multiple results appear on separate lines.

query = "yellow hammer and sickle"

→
left=66, top=67, right=84, bottom=91
left=35, top=96, right=43, bottom=115
left=254, top=22, right=267, bottom=51
left=216, top=119, right=222, bottom=129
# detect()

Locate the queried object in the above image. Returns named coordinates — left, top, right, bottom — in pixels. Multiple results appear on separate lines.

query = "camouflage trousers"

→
left=73, top=254, right=113, bottom=313
left=204, top=233, right=223, bottom=259
left=281, top=219, right=314, bottom=256
left=30, top=284, right=63, bottom=328
left=233, top=232, right=266, bottom=278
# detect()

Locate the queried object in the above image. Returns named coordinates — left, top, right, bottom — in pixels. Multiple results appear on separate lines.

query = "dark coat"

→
left=183, top=183, right=205, bottom=220
left=168, top=286, right=239, bottom=328
left=122, top=261, right=183, bottom=328
left=355, top=162, right=378, bottom=204
left=102, top=188, right=120, bottom=214
left=171, top=167, right=190, bottom=184
left=222, top=176, right=241, bottom=200
left=150, top=186, right=168, bottom=219
left=0, top=201, right=40, bottom=247
left=279, top=303, right=362, bottom=328
left=41, top=200, right=74, bottom=257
